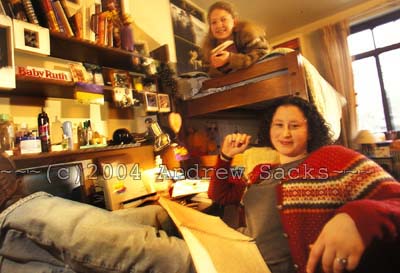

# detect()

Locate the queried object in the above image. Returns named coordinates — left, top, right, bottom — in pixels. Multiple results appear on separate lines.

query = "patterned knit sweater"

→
left=208, top=145, right=400, bottom=273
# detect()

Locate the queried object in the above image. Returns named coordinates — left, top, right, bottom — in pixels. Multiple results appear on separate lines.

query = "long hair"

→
left=260, top=96, right=334, bottom=152
left=201, top=1, right=238, bottom=64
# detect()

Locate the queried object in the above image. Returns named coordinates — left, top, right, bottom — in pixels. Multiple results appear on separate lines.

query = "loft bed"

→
left=182, top=50, right=307, bottom=118
left=179, top=48, right=345, bottom=140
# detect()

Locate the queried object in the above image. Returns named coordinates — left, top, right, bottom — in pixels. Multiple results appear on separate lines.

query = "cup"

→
left=62, top=121, right=73, bottom=150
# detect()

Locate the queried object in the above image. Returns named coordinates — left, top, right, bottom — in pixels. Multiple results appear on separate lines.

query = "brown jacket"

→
left=202, top=21, right=270, bottom=77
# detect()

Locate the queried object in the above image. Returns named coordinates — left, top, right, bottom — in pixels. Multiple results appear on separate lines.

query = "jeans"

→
left=0, top=192, right=193, bottom=273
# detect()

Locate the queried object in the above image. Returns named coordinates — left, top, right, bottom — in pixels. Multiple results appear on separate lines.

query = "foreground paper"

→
left=159, top=197, right=271, bottom=273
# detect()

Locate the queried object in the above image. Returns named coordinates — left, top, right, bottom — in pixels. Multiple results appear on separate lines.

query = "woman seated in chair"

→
left=209, top=96, right=400, bottom=273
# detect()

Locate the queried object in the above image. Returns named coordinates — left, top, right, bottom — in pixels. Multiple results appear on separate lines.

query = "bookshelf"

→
left=7, top=31, right=149, bottom=102
left=49, top=32, right=144, bottom=71
left=1, top=1, right=160, bottom=170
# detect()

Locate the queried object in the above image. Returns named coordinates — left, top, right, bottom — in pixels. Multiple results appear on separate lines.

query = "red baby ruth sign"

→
left=16, top=66, right=72, bottom=81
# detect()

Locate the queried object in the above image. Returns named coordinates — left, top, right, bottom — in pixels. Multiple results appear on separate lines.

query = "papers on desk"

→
left=171, top=179, right=210, bottom=198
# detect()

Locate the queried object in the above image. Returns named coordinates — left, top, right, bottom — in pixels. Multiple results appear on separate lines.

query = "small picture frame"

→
left=158, top=93, right=171, bottom=113
left=112, top=87, right=137, bottom=108
left=0, top=15, right=15, bottom=89
left=110, top=69, right=130, bottom=88
left=144, top=91, right=159, bottom=112
left=69, top=63, right=89, bottom=82
left=13, top=19, right=50, bottom=55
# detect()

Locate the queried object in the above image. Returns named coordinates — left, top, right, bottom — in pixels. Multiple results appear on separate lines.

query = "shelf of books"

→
left=2, top=0, right=154, bottom=106
left=50, top=32, right=142, bottom=71
left=1, top=0, right=144, bottom=71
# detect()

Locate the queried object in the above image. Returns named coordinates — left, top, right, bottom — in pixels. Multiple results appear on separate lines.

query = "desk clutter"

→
left=98, top=166, right=211, bottom=211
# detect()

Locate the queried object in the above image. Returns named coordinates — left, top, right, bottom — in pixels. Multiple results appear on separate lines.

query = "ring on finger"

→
left=335, top=257, right=348, bottom=267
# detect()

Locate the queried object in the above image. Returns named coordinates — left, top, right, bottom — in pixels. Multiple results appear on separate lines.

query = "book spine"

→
left=22, top=0, right=39, bottom=24
left=96, top=12, right=106, bottom=46
left=84, top=1, right=97, bottom=42
left=102, top=14, right=108, bottom=46
left=51, top=1, right=65, bottom=33
left=89, top=3, right=101, bottom=41
left=53, top=0, right=74, bottom=37
left=59, top=0, right=71, bottom=17
left=72, top=11, right=83, bottom=39
left=59, top=0, right=77, bottom=36
left=106, top=18, right=113, bottom=47
left=42, top=0, right=60, bottom=32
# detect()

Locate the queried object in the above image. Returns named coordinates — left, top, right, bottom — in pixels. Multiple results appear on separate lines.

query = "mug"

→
left=62, top=121, right=73, bottom=137
left=62, top=121, right=73, bottom=150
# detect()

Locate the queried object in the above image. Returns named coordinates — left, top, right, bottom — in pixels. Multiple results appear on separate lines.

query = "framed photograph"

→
left=109, top=69, right=130, bottom=88
left=158, top=94, right=171, bottom=113
left=112, top=87, right=136, bottom=108
left=144, top=91, right=159, bottom=112
left=0, top=15, right=15, bottom=89
left=69, top=63, right=89, bottom=82
left=13, top=19, right=50, bottom=55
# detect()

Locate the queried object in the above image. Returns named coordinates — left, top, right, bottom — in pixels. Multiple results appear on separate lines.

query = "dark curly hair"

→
left=260, top=96, right=334, bottom=152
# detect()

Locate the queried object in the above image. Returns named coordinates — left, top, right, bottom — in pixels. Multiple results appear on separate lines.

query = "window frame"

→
left=350, top=9, right=400, bottom=132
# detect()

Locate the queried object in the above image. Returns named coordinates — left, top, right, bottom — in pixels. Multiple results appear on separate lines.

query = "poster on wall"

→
left=174, top=36, right=204, bottom=74
left=170, top=1, right=207, bottom=74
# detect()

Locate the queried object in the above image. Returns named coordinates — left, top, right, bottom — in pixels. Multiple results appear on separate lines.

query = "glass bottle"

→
left=38, top=108, right=51, bottom=152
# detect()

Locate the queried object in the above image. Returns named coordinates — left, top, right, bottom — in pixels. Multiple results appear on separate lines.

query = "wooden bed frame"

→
left=182, top=51, right=308, bottom=118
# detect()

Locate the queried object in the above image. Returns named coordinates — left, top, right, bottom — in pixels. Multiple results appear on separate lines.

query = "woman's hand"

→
left=306, top=213, right=365, bottom=273
left=210, top=51, right=230, bottom=68
left=221, top=133, right=251, bottom=158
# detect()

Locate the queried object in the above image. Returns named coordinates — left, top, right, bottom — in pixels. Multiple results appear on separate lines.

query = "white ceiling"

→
left=189, top=0, right=394, bottom=38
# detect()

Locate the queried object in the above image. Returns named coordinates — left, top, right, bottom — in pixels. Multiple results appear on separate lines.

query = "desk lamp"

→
left=147, top=119, right=171, bottom=152
left=354, top=130, right=377, bottom=156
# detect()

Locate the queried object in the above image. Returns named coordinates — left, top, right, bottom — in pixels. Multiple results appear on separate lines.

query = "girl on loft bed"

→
left=209, top=96, right=400, bottom=273
left=201, top=1, right=271, bottom=77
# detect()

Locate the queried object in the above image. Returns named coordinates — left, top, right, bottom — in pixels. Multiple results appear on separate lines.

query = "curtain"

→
left=321, top=20, right=358, bottom=148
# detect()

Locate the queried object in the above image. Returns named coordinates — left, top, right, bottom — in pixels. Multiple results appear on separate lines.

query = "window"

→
left=347, top=9, right=400, bottom=133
